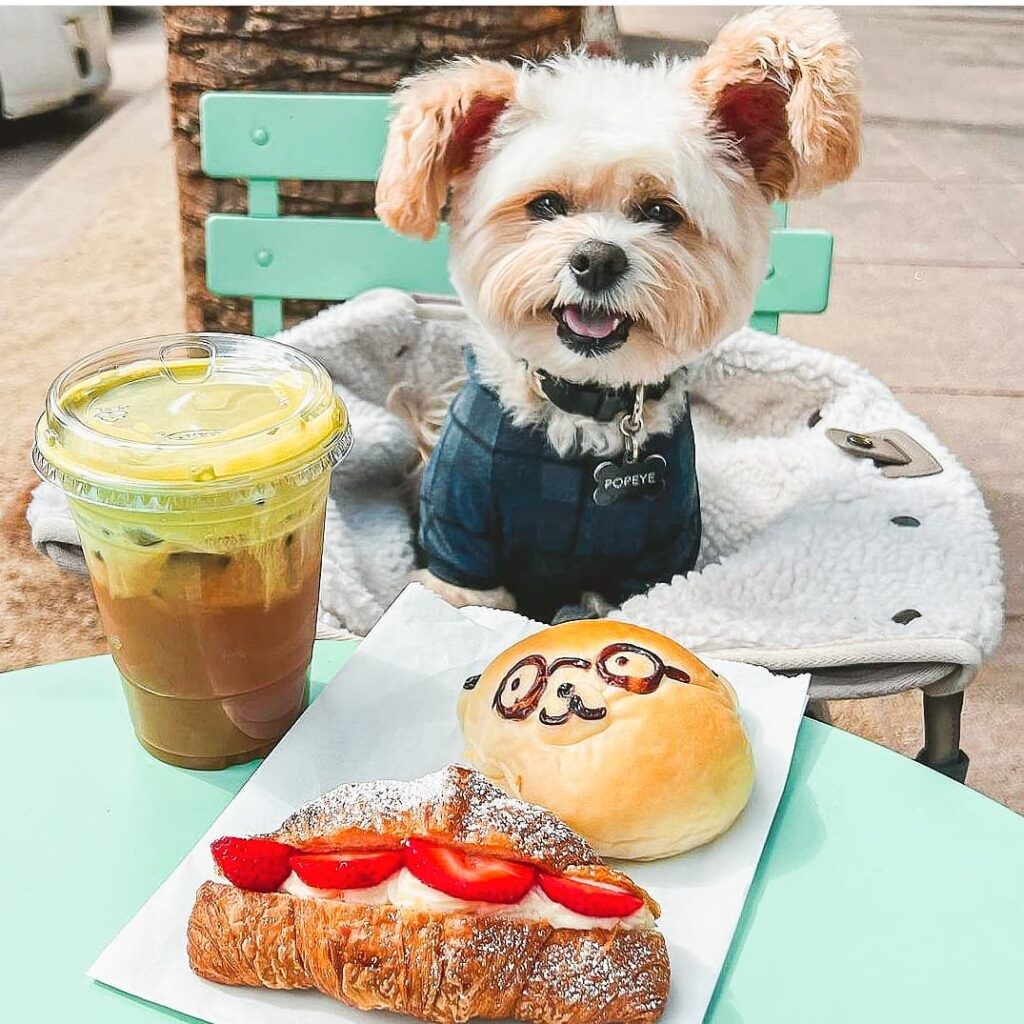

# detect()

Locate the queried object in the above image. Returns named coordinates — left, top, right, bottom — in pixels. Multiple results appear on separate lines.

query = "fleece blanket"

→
left=28, top=289, right=1003, bottom=699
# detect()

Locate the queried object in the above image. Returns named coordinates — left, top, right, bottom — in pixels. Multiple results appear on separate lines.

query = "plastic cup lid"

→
left=33, top=334, right=351, bottom=511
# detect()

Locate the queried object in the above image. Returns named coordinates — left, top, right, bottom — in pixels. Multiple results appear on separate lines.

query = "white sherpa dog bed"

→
left=29, top=289, right=1002, bottom=723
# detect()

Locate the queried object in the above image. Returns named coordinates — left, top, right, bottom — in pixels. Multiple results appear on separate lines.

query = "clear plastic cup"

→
left=33, top=334, right=351, bottom=769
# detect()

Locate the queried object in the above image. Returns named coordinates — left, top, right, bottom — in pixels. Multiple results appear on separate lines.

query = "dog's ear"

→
left=375, top=58, right=518, bottom=240
left=690, top=6, right=860, bottom=199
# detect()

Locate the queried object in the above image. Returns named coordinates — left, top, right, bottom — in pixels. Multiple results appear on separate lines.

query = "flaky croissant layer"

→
left=188, top=881, right=670, bottom=1024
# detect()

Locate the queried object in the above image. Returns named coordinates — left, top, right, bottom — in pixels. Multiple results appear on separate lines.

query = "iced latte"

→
left=33, top=335, right=350, bottom=769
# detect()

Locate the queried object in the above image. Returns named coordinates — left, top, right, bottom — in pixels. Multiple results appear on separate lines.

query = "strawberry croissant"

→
left=188, top=765, right=670, bottom=1024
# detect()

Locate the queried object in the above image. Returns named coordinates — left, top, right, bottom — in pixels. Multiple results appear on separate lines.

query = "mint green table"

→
left=2, top=644, right=1021, bottom=1023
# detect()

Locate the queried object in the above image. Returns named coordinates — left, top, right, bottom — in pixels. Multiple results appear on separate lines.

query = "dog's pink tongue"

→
left=563, top=305, right=620, bottom=339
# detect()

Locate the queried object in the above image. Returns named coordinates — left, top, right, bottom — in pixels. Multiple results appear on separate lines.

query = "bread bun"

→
left=458, top=620, right=754, bottom=860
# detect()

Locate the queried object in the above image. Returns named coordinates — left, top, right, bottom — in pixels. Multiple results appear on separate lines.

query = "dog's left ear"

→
left=690, top=6, right=860, bottom=199
left=375, top=58, right=518, bottom=240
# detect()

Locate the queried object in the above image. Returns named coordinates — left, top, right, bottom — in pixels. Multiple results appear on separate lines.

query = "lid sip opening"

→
left=158, top=337, right=216, bottom=384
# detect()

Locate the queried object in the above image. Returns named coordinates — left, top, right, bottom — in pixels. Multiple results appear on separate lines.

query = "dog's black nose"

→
left=569, top=240, right=628, bottom=293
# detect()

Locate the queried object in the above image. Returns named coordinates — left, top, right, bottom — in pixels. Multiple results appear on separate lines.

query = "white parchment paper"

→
left=89, top=584, right=809, bottom=1024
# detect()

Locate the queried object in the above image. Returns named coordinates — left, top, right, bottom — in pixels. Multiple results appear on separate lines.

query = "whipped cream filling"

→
left=279, top=867, right=654, bottom=931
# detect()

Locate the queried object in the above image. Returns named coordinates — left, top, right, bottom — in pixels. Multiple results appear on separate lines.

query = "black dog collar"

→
left=533, top=368, right=672, bottom=422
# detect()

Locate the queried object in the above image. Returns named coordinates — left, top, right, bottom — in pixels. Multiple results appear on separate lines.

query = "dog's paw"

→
left=411, top=569, right=517, bottom=612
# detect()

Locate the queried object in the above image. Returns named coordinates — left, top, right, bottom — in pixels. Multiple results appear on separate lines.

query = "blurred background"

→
left=0, top=6, right=1020, bottom=810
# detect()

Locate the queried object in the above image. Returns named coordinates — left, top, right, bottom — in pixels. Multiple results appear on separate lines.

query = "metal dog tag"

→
left=593, top=453, right=667, bottom=507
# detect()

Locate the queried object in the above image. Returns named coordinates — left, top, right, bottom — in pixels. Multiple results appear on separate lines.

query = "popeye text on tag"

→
left=592, top=453, right=667, bottom=507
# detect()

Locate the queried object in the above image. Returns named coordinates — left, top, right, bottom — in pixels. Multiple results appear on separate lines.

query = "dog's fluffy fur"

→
left=376, top=6, right=860, bottom=610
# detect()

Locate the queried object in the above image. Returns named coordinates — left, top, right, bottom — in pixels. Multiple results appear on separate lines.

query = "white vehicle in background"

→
left=0, top=7, right=111, bottom=121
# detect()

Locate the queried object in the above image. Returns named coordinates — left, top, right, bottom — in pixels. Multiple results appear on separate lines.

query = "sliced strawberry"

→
left=538, top=873, right=645, bottom=918
left=211, top=836, right=294, bottom=892
left=290, top=850, right=403, bottom=890
left=403, top=838, right=536, bottom=903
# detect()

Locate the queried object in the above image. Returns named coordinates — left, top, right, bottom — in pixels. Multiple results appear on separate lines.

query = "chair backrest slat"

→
left=208, top=214, right=831, bottom=309
left=207, top=216, right=452, bottom=300
left=202, top=93, right=391, bottom=181
left=199, top=91, right=835, bottom=338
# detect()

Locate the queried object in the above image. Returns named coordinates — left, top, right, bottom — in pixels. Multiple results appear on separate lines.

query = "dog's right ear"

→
left=375, top=58, right=518, bottom=241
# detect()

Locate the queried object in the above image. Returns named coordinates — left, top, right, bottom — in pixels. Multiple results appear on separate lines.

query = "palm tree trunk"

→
left=164, top=6, right=586, bottom=333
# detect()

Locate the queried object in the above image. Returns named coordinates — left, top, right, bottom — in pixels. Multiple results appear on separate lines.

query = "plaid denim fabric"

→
left=420, top=359, right=701, bottom=621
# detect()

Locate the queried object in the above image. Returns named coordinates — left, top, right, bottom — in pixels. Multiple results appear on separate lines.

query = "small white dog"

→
left=375, top=6, right=860, bottom=621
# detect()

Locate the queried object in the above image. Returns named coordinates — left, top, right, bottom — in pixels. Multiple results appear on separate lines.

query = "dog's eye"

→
left=634, top=200, right=683, bottom=227
left=527, top=192, right=569, bottom=220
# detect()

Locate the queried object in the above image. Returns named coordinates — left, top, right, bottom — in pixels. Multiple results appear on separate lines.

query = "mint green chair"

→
left=199, top=92, right=834, bottom=337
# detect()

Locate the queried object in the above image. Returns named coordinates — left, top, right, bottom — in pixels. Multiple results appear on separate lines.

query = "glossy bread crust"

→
left=459, top=620, right=755, bottom=860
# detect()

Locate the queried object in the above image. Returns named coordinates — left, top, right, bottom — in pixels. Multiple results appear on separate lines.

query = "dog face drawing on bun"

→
left=458, top=620, right=754, bottom=860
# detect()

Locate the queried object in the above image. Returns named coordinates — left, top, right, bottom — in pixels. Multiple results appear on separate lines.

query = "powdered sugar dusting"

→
left=272, top=765, right=602, bottom=871
left=455, top=769, right=601, bottom=867
left=447, top=914, right=668, bottom=1021
left=526, top=930, right=670, bottom=1019
left=275, top=767, right=451, bottom=840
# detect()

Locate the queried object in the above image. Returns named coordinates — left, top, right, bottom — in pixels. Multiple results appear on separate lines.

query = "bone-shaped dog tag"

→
left=593, top=454, right=667, bottom=507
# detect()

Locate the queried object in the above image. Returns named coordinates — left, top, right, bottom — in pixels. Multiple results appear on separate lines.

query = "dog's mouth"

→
left=553, top=305, right=632, bottom=357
